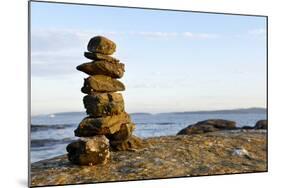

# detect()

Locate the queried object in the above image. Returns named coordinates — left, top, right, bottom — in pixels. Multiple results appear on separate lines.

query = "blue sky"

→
left=30, top=2, right=267, bottom=115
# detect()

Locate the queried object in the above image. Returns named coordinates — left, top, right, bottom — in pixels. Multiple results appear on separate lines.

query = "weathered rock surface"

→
left=83, top=93, right=124, bottom=117
left=74, top=112, right=131, bottom=137
left=197, top=119, right=236, bottom=129
left=84, top=52, right=120, bottom=63
left=31, top=130, right=267, bottom=187
left=254, top=120, right=267, bottom=129
left=66, top=136, right=110, bottom=166
left=177, top=119, right=236, bottom=135
left=87, top=36, right=116, bottom=55
left=77, top=61, right=125, bottom=78
left=81, top=75, right=125, bottom=94
left=108, top=123, right=135, bottom=144
left=110, top=135, right=143, bottom=151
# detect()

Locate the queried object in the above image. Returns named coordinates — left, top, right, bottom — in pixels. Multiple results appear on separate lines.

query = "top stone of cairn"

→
left=87, top=36, right=116, bottom=55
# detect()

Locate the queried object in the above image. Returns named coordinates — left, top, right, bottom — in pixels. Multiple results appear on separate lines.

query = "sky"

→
left=30, top=2, right=267, bottom=115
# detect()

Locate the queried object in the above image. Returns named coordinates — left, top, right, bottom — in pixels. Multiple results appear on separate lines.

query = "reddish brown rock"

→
left=111, top=135, right=143, bottom=151
left=77, top=61, right=125, bottom=78
left=74, top=112, right=131, bottom=137
left=66, top=136, right=110, bottom=166
left=87, top=36, right=116, bottom=55
left=81, top=75, right=125, bottom=94
left=108, top=122, right=135, bottom=144
left=83, top=93, right=124, bottom=117
left=84, top=52, right=120, bottom=63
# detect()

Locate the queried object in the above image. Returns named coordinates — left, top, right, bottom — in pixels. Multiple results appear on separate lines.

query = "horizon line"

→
left=31, top=106, right=267, bottom=117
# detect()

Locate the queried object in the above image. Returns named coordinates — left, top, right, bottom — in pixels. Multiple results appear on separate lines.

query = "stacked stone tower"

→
left=66, top=36, right=142, bottom=166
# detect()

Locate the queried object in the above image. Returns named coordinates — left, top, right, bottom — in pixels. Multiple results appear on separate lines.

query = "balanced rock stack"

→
left=66, top=36, right=142, bottom=166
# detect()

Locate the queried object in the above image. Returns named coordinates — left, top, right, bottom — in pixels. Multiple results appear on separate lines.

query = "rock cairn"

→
left=66, top=36, right=142, bottom=166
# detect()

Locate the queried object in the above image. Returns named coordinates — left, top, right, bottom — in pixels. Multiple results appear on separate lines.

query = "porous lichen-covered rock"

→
left=87, top=36, right=116, bottom=55
left=31, top=130, right=267, bottom=187
left=110, top=135, right=143, bottom=151
left=177, top=119, right=236, bottom=135
left=83, top=93, right=124, bottom=117
left=77, top=61, right=125, bottom=78
left=81, top=75, right=125, bottom=94
left=254, top=120, right=267, bottom=129
left=66, top=136, right=110, bottom=166
left=84, top=52, right=120, bottom=63
left=108, top=123, right=135, bottom=144
left=74, top=112, right=131, bottom=137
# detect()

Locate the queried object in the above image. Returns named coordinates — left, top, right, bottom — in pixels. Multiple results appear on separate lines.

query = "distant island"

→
left=161, top=107, right=266, bottom=115
left=130, top=112, right=152, bottom=116
left=33, top=107, right=266, bottom=117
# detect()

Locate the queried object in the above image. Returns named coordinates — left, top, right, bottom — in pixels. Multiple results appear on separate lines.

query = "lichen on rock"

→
left=31, top=130, right=267, bottom=187
left=66, top=135, right=110, bottom=166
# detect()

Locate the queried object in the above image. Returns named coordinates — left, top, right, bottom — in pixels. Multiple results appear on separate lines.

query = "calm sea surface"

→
left=30, top=112, right=266, bottom=162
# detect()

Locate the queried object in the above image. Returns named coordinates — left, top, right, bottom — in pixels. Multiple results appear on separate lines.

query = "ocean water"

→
left=30, top=112, right=266, bottom=162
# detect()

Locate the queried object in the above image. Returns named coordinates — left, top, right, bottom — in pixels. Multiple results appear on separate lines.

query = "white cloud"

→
left=183, top=32, right=219, bottom=39
left=128, top=31, right=218, bottom=39
left=31, top=28, right=219, bottom=77
left=183, top=32, right=193, bottom=37
left=136, top=31, right=179, bottom=38
left=248, top=28, right=266, bottom=35
left=31, top=28, right=219, bottom=55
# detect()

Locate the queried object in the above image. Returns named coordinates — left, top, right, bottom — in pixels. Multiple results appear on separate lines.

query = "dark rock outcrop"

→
left=177, top=119, right=236, bottom=135
left=196, top=119, right=236, bottom=129
left=241, top=125, right=254, bottom=130
left=254, top=120, right=267, bottom=129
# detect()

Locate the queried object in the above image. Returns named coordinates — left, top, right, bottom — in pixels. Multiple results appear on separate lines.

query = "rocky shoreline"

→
left=30, top=36, right=267, bottom=187
left=30, top=129, right=267, bottom=187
